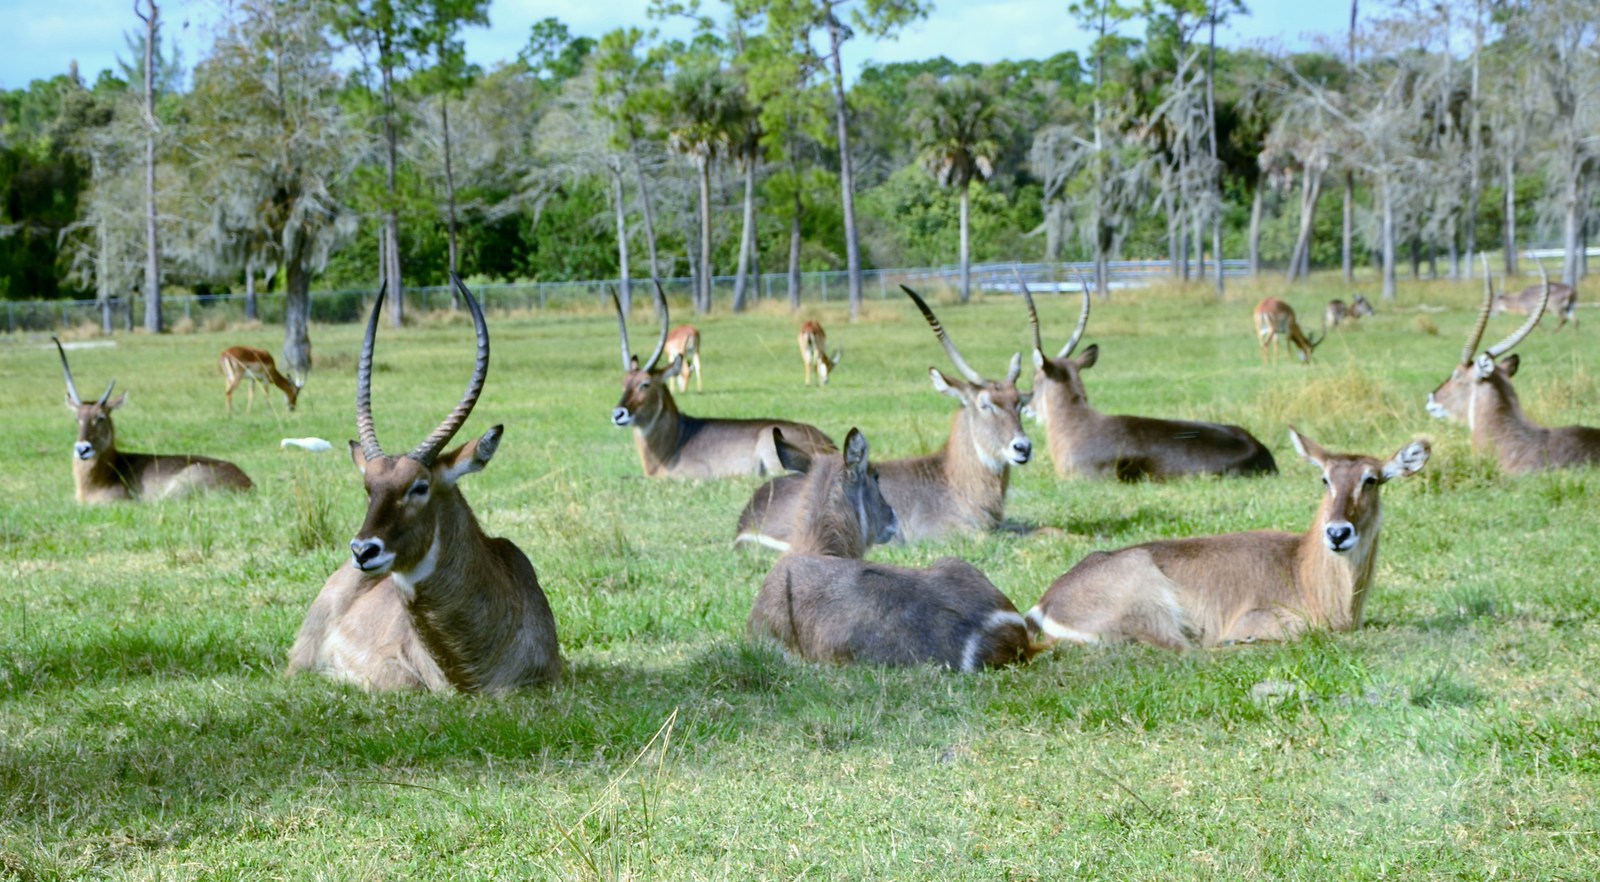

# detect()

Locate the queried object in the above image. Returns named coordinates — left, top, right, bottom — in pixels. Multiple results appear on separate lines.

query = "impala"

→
left=1325, top=294, right=1375, bottom=330
left=663, top=324, right=702, bottom=392
left=1492, top=277, right=1578, bottom=331
left=1025, top=428, right=1430, bottom=650
left=798, top=320, right=842, bottom=386
left=1425, top=258, right=1600, bottom=474
left=53, top=338, right=253, bottom=504
left=1254, top=297, right=1324, bottom=363
left=737, top=285, right=1031, bottom=547
left=219, top=345, right=302, bottom=413
left=610, top=282, right=835, bottom=479
left=1021, top=278, right=1276, bottom=480
left=288, top=276, right=560, bottom=693
left=747, top=428, right=1034, bottom=671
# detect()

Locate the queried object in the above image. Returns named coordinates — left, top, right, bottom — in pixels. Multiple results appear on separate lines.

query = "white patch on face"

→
left=973, top=434, right=1004, bottom=473
left=611, top=407, right=634, bottom=427
left=74, top=442, right=95, bottom=460
left=391, top=527, right=441, bottom=601
left=1425, top=393, right=1449, bottom=420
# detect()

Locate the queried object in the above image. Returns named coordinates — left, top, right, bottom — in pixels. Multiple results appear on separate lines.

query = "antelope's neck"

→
left=1294, top=515, right=1381, bottom=631
left=633, top=396, right=685, bottom=475
left=945, top=412, right=1009, bottom=524
left=1473, top=379, right=1545, bottom=458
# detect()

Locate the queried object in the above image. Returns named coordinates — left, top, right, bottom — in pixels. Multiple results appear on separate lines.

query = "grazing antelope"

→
left=663, top=324, right=702, bottom=392
left=1021, top=278, right=1276, bottom=480
left=1254, top=298, right=1324, bottom=363
left=288, top=277, right=560, bottom=693
left=798, top=320, right=842, bottom=386
left=747, top=428, right=1034, bottom=671
left=1425, top=258, right=1600, bottom=474
left=1025, top=428, right=1430, bottom=650
left=1325, top=294, right=1375, bottom=330
left=53, top=338, right=253, bottom=504
left=610, top=282, right=835, bottom=479
left=219, top=346, right=302, bottom=413
left=737, top=285, right=1031, bottom=547
left=1493, top=277, right=1578, bottom=331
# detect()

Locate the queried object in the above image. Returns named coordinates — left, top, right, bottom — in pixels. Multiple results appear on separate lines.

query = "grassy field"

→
left=2, top=275, right=1597, bottom=880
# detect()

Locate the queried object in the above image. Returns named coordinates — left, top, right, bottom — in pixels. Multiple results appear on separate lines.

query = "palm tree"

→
left=911, top=75, right=1007, bottom=302
left=667, top=56, right=742, bottom=314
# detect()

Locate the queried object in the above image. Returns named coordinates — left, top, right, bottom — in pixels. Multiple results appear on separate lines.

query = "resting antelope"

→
left=1425, top=258, right=1600, bottom=474
left=1325, top=294, right=1375, bottom=330
left=610, top=282, right=835, bottom=479
left=219, top=346, right=302, bottom=413
left=798, top=321, right=841, bottom=386
left=1025, top=428, right=1430, bottom=650
left=737, top=285, right=1031, bottom=547
left=747, top=428, right=1034, bottom=671
left=1021, top=278, right=1276, bottom=480
left=663, top=324, right=702, bottom=392
left=1254, top=298, right=1324, bottom=364
left=1493, top=277, right=1578, bottom=331
left=53, top=338, right=253, bottom=504
left=288, top=277, right=560, bottom=693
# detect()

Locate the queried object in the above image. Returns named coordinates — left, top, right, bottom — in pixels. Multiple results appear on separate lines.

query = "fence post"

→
left=821, top=273, right=827, bottom=303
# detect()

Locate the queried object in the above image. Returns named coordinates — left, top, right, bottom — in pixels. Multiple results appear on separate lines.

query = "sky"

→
left=0, top=0, right=1355, bottom=92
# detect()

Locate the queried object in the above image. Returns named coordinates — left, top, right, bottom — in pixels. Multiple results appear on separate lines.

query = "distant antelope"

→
left=1425, top=257, right=1600, bottom=474
left=219, top=346, right=302, bottom=413
left=1026, top=428, right=1430, bottom=650
left=288, top=277, right=561, bottom=693
left=663, top=324, right=702, bottom=392
left=737, top=285, right=1032, bottom=547
left=747, top=428, right=1035, bottom=672
left=1493, top=277, right=1578, bottom=331
left=611, top=281, right=835, bottom=478
left=53, top=338, right=253, bottom=504
left=1021, top=278, right=1276, bottom=480
left=1254, top=298, right=1324, bottom=363
left=798, top=320, right=842, bottom=386
left=1325, top=294, right=1375, bottom=330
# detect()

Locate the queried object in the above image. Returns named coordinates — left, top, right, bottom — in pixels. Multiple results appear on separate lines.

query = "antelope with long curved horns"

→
left=53, top=338, right=253, bottom=503
left=1425, top=256, right=1600, bottom=474
left=288, top=276, right=561, bottom=693
left=736, top=285, right=1031, bottom=548
left=1022, top=273, right=1276, bottom=480
left=610, top=280, right=835, bottom=479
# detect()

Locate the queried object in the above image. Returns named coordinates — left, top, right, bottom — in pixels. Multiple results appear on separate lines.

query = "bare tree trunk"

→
left=381, top=53, right=403, bottom=326
left=1341, top=0, right=1357, bottom=285
left=97, top=221, right=114, bottom=335
left=1249, top=185, right=1263, bottom=275
left=1207, top=1, right=1224, bottom=297
left=1380, top=174, right=1397, bottom=300
left=697, top=159, right=712, bottom=314
left=733, top=158, right=756, bottom=311
left=1465, top=0, right=1483, bottom=278
left=1503, top=151, right=1518, bottom=275
left=138, top=0, right=162, bottom=334
left=1562, top=164, right=1581, bottom=288
left=442, top=93, right=461, bottom=309
left=282, top=247, right=313, bottom=384
left=630, top=145, right=661, bottom=279
left=245, top=267, right=258, bottom=321
left=1287, top=168, right=1323, bottom=281
left=826, top=14, right=863, bottom=321
left=958, top=184, right=972, bottom=302
left=612, top=169, right=632, bottom=314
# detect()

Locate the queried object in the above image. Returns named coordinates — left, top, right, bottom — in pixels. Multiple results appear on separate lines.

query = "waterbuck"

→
left=288, top=277, right=561, bottom=693
left=798, top=320, right=842, bottom=386
left=219, top=346, right=302, bottom=413
left=736, top=285, right=1032, bottom=548
left=1493, top=277, right=1578, bottom=332
left=1254, top=298, right=1324, bottom=364
left=1026, top=428, right=1430, bottom=650
left=610, top=282, right=835, bottom=478
left=1022, top=280, right=1276, bottom=480
left=1425, top=258, right=1600, bottom=474
left=748, top=428, right=1034, bottom=672
left=53, top=338, right=253, bottom=504
left=1325, top=294, right=1375, bottom=330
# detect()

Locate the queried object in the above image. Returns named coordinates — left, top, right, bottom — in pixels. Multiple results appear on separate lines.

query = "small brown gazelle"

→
left=797, top=320, right=841, bottom=386
left=663, top=324, right=702, bottom=392
left=1254, top=298, right=1324, bottom=364
left=219, top=346, right=302, bottom=413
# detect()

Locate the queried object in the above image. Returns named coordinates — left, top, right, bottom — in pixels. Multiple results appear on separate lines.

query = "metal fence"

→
left=2, top=260, right=1253, bottom=335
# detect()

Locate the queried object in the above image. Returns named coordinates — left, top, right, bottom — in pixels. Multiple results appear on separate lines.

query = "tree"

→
left=666, top=51, right=741, bottom=314
left=134, top=0, right=162, bottom=332
left=596, top=27, right=670, bottom=294
left=1069, top=0, right=1141, bottom=298
left=910, top=74, right=1006, bottom=302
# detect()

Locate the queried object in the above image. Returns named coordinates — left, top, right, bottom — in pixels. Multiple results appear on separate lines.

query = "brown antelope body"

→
left=1023, top=280, right=1276, bottom=480
left=737, top=285, right=1031, bottom=548
left=748, top=428, right=1033, bottom=672
left=1325, top=294, right=1374, bottom=330
left=663, top=324, right=702, bottom=392
left=797, top=321, right=841, bottom=386
left=288, top=277, right=560, bottom=693
left=53, top=339, right=253, bottom=504
left=219, top=346, right=302, bottom=413
left=1426, top=258, right=1600, bottom=473
left=1254, top=298, right=1324, bottom=363
left=1026, top=429, right=1430, bottom=650
left=1494, top=278, right=1577, bottom=331
left=611, top=283, right=835, bottom=479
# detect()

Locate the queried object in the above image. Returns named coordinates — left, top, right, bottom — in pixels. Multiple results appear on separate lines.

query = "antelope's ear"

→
left=1382, top=438, right=1430, bottom=481
left=1288, top=426, right=1329, bottom=469
left=1500, top=354, right=1520, bottom=377
left=628, top=355, right=640, bottom=371
left=843, top=428, right=869, bottom=478
left=439, top=425, right=504, bottom=485
left=1076, top=344, right=1099, bottom=370
left=930, top=368, right=965, bottom=401
left=772, top=427, right=812, bottom=474
left=662, top=354, right=684, bottom=380
left=349, top=440, right=369, bottom=474
left=106, top=392, right=127, bottom=410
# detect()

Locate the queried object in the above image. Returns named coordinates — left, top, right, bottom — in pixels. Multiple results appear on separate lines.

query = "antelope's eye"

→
left=1321, top=476, right=1329, bottom=486
left=408, top=481, right=430, bottom=498
left=638, top=381, right=651, bottom=390
left=1363, top=475, right=1377, bottom=487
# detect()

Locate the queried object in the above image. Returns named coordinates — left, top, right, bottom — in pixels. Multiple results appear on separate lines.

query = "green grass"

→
left=2, top=275, right=1597, bottom=880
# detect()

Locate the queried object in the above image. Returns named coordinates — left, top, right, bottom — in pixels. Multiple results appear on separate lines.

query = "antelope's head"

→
left=902, top=285, right=1032, bottom=470
left=54, top=338, right=124, bottom=462
left=610, top=281, right=679, bottom=429
left=1019, top=275, right=1095, bottom=423
left=1427, top=254, right=1546, bottom=425
left=776, top=426, right=898, bottom=557
left=346, top=276, right=500, bottom=581
left=1350, top=294, right=1376, bottom=318
left=1290, top=427, right=1429, bottom=555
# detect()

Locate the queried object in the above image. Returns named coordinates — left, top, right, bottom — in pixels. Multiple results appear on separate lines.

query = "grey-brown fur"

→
left=1494, top=282, right=1578, bottom=331
left=1325, top=294, right=1374, bottom=330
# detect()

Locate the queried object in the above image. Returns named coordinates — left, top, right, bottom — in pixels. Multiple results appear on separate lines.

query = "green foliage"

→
left=859, top=165, right=1041, bottom=267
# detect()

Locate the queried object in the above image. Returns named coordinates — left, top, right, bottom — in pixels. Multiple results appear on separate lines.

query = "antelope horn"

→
left=1485, top=255, right=1550, bottom=359
left=1462, top=253, right=1495, bottom=364
left=643, top=278, right=670, bottom=371
left=1015, top=267, right=1043, bottom=357
left=408, top=273, right=490, bottom=464
left=1060, top=270, right=1092, bottom=359
left=52, top=337, right=82, bottom=406
left=355, top=282, right=387, bottom=461
left=609, top=285, right=632, bottom=371
left=97, top=380, right=116, bottom=406
left=901, top=284, right=984, bottom=384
